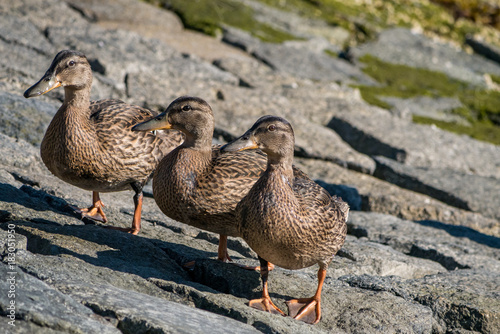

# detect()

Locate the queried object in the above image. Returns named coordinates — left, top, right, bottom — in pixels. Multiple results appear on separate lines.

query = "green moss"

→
left=413, top=115, right=500, bottom=145
left=352, top=54, right=468, bottom=109
left=355, top=54, right=500, bottom=146
left=490, top=74, right=500, bottom=85
left=148, top=0, right=299, bottom=43
left=256, top=0, right=492, bottom=47
left=460, top=89, right=500, bottom=124
left=358, top=54, right=469, bottom=97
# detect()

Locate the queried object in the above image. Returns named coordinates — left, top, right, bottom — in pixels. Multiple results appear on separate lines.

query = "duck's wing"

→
left=90, top=99, right=126, bottom=117
left=88, top=100, right=183, bottom=181
left=199, top=147, right=267, bottom=209
left=292, top=167, right=349, bottom=223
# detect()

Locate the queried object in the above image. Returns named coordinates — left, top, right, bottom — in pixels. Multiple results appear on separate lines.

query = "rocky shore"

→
left=0, top=0, right=499, bottom=333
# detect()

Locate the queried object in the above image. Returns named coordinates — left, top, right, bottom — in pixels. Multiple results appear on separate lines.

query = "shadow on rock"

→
left=0, top=182, right=83, bottom=221
left=415, top=220, right=500, bottom=250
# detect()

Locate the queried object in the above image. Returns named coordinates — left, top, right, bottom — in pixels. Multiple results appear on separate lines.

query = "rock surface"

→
left=0, top=0, right=499, bottom=333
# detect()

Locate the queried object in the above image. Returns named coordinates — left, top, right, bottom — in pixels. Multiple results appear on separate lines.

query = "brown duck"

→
left=222, top=115, right=349, bottom=324
left=132, top=96, right=270, bottom=263
left=24, top=50, right=183, bottom=234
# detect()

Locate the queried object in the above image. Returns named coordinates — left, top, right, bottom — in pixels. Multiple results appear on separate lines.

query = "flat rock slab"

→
left=59, top=282, right=261, bottom=334
left=330, top=236, right=447, bottom=279
left=348, top=212, right=500, bottom=270
left=0, top=91, right=58, bottom=146
left=0, top=263, right=120, bottom=333
left=374, top=155, right=500, bottom=221
left=342, top=269, right=500, bottom=334
left=64, top=0, right=252, bottom=62
left=327, top=97, right=500, bottom=179
left=223, top=26, right=372, bottom=84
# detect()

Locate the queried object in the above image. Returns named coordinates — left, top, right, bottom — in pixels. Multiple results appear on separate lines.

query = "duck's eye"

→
left=268, top=125, right=276, bottom=131
left=181, top=105, right=192, bottom=112
left=68, top=60, right=76, bottom=67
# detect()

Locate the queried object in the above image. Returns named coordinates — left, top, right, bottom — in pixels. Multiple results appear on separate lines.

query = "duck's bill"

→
left=23, top=73, right=61, bottom=98
left=132, top=112, right=172, bottom=131
left=221, top=135, right=258, bottom=152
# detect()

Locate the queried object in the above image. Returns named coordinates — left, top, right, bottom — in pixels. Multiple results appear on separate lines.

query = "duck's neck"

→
left=40, top=85, right=96, bottom=169
left=62, top=86, right=91, bottom=118
left=169, top=130, right=214, bottom=191
left=44, top=86, right=94, bottom=148
left=266, top=150, right=294, bottom=179
left=180, top=132, right=213, bottom=152
left=266, top=161, right=294, bottom=185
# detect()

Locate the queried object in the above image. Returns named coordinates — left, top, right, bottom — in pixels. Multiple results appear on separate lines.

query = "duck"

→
left=132, top=96, right=270, bottom=263
left=221, top=115, right=349, bottom=324
left=23, top=50, right=183, bottom=234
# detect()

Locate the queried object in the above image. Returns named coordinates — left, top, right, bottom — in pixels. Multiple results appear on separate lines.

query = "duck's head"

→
left=24, top=50, right=92, bottom=98
left=222, top=115, right=295, bottom=163
left=133, top=96, right=214, bottom=148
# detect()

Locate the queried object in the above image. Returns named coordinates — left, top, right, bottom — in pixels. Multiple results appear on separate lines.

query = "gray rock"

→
left=59, top=282, right=261, bottom=334
left=0, top=228, right=27, bottom=256
left=0, top=91, right=57, bottom=146
left=331, top=236, right=447, bottom=279
left=241, top=0, right=350, bottom=46
left=0, top=263, right=120, bottom=333
left=347, top=212, right=500, bottom=270
left=327, top=95, right=500, bottom=179
left=251, top=39, right=370, bottom=83
left=190, top=258, right=435, bottom=334
left=222, top=24, right=371, bottom=84
left=0, top=13, right=55, bottom=55
left=63, top=0, right=252, bottom=63
left=0, top=134, right=42, bottom=171
left=341, top=270, right=500, bottom=334
left=373, top=155, right=500, bottom=221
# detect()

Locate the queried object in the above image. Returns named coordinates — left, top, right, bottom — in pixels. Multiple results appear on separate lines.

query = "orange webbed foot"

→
left=70, top=204, right=108, bottom=223
left=286, top=297, right=321, bottom=324
left=104, top=226, right=140, bottom=235
left=249, top=297, right=285, bottom=316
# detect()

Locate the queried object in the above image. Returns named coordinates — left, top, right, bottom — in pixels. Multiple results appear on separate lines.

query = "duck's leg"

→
left=221, top=236, right=274, bottom=271
left=106, top=182, right=142, bottom=235
left=286, top=267, right=326, bottom=324
left=182, top=235, right=234, bottom=269
left=248, top=256, right=285, bottom=316
left=73, top=191, right=108, bottom=223
left=218, top=235, right=233, bottom=262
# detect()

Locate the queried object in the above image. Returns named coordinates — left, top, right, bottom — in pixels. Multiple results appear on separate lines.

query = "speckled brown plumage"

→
left=24, top=50, right=183, bottom=234
left=222, top=115, right=349, bottom=324
left=153, top=145, right=267, bottom=237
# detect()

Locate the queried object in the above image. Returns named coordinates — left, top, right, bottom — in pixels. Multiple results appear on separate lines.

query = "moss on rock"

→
left=355, top=54, right=500, bottom=145
left=148, top=0, right=299, bottom=43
